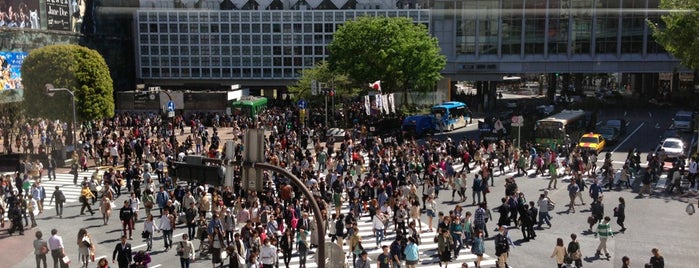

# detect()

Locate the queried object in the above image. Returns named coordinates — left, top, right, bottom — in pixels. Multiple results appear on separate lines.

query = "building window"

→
left=595, top=0, right=619, bottom=55
left=501, top=2, right=522, bottom=55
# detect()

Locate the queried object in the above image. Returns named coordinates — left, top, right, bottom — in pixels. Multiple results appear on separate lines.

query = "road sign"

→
left=511, top=115, right=524, bottom=127
left=167, top=111, right=175, bottom=118
left=311, top=80, right=318, bottom=96
left=242, top=129, right=265, bottom=192
left=298, top=99, right=307, bottom=109
left=167, top=100, right=175, bottom=112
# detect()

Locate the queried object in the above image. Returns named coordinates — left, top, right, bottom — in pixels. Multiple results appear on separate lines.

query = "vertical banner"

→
left=382, top=94, right=389, bottom=114
left=376, top=93, right=383, bottom=113
left=46, top=0, right=71, bottom=31
left=364, top=95, right=370, bottom=115
left=389, top=93, right=396, bottom=114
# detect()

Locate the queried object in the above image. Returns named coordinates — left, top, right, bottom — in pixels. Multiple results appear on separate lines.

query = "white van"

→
left=673, top=111, right=694, bottom=131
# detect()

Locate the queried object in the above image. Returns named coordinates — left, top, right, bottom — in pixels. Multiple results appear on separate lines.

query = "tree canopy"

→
left=21, top=44, right=115, bottom=122
left=327, top=16, right=446, bottom=98
left=287, top=61, right=355, bottom=102
left=650, top=0, right=699, bottom=70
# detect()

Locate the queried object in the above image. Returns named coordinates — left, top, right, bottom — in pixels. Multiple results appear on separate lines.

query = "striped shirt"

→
left=596, top=222, right=614, bottom=238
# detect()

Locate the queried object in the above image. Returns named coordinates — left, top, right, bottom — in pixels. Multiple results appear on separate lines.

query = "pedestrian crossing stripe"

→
left=276, top=207, right=500, bottom=268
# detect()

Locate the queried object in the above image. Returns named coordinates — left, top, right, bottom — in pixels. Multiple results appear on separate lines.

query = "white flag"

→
left=364, top=95, right=371, bottom=115
left=376, top=93, right=383, bottom=112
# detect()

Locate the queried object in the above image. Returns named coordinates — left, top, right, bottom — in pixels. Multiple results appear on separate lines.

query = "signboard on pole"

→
left=298, top=99, right=307, bottom=109
left=511, top=115, right=524, bottom=127
left=242, top=129, right=265, bottom=192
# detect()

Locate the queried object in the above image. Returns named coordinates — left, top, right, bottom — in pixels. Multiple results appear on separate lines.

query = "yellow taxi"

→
left=578, top=133, right=606, bottom=153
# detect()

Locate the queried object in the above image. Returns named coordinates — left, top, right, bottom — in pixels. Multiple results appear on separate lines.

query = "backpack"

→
left=55, top=191, right=66, bottom=203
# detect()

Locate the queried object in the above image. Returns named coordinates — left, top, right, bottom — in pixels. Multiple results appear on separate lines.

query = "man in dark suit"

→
left=112, top=235, right=132, bottom=268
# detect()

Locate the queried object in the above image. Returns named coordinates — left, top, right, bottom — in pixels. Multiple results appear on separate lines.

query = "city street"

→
left=3, top=105, right=699, bottom=268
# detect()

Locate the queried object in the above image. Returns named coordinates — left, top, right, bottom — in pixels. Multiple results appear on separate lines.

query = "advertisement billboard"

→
left=0, top=51, right=28, bottom=90
left=0, top=0, right=41, bottom=29
left=46, top=0, right=70, bottom=31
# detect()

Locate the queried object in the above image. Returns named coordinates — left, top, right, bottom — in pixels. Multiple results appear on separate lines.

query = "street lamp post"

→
left=45, top=84, right=77, bottom=152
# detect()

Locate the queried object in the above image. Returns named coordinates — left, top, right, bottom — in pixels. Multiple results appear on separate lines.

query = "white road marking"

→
left=612, top=122, right=644, bottom=153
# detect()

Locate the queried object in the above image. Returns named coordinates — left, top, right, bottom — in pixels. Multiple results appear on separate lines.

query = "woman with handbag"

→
left=77, top=228, right=93, bottom=268
left=278, top=229, right=294, bottom=268
left=567, top=233, right=583, bottom=268
left=143, top=214, right=159, bottom=251
left=33, top=230, right=48, bottom=268
left=550, top=237, right=567, bottom=268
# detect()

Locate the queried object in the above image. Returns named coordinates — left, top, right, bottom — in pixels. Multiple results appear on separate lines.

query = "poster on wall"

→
left=0, top=51, right=28, bottom=90
left=0, top=0, right=41, bottom=29
left=46, top=0, right=70, bottom=31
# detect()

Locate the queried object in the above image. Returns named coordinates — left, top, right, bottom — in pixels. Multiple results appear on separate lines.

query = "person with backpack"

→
left=49, top=186, right=66, bottom=218
left=494, top=226, right=510, bottom=268
left=403, top=236, right=419, bottom=268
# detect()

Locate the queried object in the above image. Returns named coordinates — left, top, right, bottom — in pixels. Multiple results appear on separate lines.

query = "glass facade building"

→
left=135, top=9, right=430, bottom=85
left=134, top=0, right=679, bottom=85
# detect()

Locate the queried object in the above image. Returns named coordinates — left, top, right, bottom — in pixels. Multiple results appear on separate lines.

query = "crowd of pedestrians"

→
left=1, top=103, right=684, bottom=268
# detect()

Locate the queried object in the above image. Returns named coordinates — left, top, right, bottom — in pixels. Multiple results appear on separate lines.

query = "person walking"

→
left=112, top=235, right=132, bottom=268
left=474, top=202, right=489, bottom=237
left=119, top=200, right=135, bottom=239
left=550, top=238, right=567, bottom=268
left=436, top=228, right=455, bottom=267
left=349, top=227, right=363, bottom=264
left=158, top=209, right=176, bottom=251
left=100, top=195, right=113, bottom=225
left=77, top=228, right=95, bottom=268
left=79, top=184, right=95, bottom=216
left=34, top=230, right=48, bottom=268
left=260, top=238, right=278, bottom=268
left=48, top=186, right=66, bottom=218
left=279, top=228, right=294, bottom=268
left=143, top=213, right=159, bottom=251
left=372, top=211, right=386, bottom=248
left=403, top=236, right=420, bottom=268
left=567, top=233, right=583, bottom=268
left=296, top=226, right=310, bottom=268
left=567, top=179, right=580, bottom=213
left=589, top=196, right=605, bottom=231
left=175, top=234, right=195, bottom=268
left=494, top=226, right=510, bottom=268
left=471, top=175, right=484, bottom=205
left=614, top=197, right=626, bottom=232
left=621, top=256, right=631, bottom=268
left=426, top=195, right=437, bottom=232
left=47, top=229, right=68, bottom=268
left=471, top=229, right=485, bottom=268
left=649, top=248, right=664, bottom=268
left=594, top=216, right=614, bottom=259
left=547, top=162, right=558, bottom=190
left=537, top=193, right=552, bottom=229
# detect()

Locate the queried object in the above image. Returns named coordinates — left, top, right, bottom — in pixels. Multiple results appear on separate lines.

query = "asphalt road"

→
left=8, top=105, right=699, bottom=268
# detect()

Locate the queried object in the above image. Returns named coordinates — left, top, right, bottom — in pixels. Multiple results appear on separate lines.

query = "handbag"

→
left=141, top=230, right=150, bottom=239
left=547, top=201, right=555, bottom=211
left=572, top=249, right=582, bottom=260
left=40, top=245, right=49, bottom=255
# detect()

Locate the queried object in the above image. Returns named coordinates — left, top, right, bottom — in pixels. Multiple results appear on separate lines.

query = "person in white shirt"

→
left=259, top=238, right=278, bottom=268
left=158, top=209, right=175, bottom=251
left=372, top=211, right=386, bottom=248
left=47, top=228, right=67, bottom=268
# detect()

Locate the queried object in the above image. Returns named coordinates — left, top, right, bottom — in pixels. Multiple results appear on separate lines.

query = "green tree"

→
left=327, top=16, right=446, bottom=105
left=288, top=61, right=355, bottom=102
left=21, top=44, right=115, bottom=122
left=650, top=0, right=699, bottom=70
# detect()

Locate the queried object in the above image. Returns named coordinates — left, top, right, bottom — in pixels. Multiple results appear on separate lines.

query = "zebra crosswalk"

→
left=278, top=207, right=500, bottom=268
